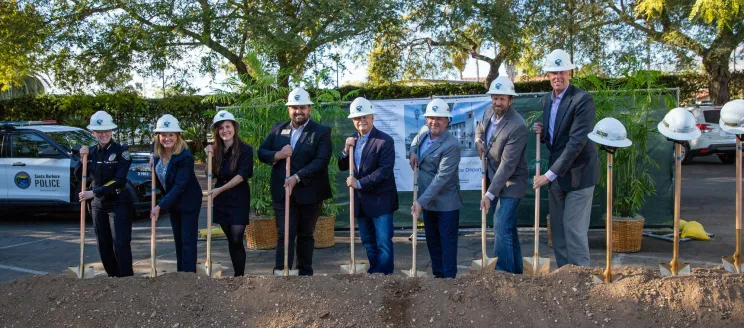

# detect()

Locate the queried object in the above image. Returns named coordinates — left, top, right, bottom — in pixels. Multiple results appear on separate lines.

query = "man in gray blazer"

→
left=409, top=98, right=463, bottom=278
left=475, top=76, right=529, bottom=274
left=532, top=49, right=599, bottom=268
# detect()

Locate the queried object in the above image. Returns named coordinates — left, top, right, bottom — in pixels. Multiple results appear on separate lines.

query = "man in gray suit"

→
left=475, top=76, right=529, bottom=274
left=532, top=49, right=599, bottom=268
left=409, top=98, right=463, bottom=278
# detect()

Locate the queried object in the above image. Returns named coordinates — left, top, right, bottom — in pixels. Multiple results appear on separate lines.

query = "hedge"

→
left=2, top=72, right=742, bottom=134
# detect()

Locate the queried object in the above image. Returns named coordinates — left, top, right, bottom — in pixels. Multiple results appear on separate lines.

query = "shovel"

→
left=67, top=153, right=96, bottom=279
left=472, top=152, right=497, bottom=271
left=593, top=149, right=621, bottom=283
left=524, top=134, right=550, bottom=276
left=723, top=135, right=744, bottom=273
left=660, top=142, right=691, bottom=277
left=275, top=156, right=299, bottom=277
left=341, top=146, right=368, bottom=274
left=144, top=163, right=166, bottom=278
left=198, top=150, right=225, bottom=278
left=402, top=165, right=427, bottom=278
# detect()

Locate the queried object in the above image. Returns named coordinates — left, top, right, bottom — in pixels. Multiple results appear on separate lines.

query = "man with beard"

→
left=531, top=49, right=598, bottom=268
left=258, top=87, right=333, bottom=276
left=475, top=76, right=529, bottom=274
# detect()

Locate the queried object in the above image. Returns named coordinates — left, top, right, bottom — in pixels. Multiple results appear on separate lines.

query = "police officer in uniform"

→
left=75, top=111, right=134, bottom=277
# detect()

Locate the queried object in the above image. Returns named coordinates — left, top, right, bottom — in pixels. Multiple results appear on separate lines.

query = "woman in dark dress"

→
left=205, top=110, right=254, bottom=276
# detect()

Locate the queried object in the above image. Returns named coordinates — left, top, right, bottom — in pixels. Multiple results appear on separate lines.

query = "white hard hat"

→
left=285, top=87, right=314, bottom=106
left=424, top=98, right=452, bottom=118
left=719, top=99, right=744, bottom=134
left=212, top=110, right=239, bottom=130
left=87, top=111, right=117, bottom=130
left=587, top=117, right=632, bottom=148
left=154, top=114, right=184, bottom=133
left=486, top=76, right=518, bottom=96
left=657, top=107, right=701, bottom=141
left=543, top=49, right=576, bottom=72
left=348, top=97, right=374, bottom=119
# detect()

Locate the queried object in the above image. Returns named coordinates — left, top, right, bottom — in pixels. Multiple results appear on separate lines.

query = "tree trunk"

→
left=702, top=52, right=732, bottom=105
left=484, top=58, right=501, bottom=89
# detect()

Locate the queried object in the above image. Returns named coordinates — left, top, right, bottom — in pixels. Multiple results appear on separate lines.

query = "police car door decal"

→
left=7, top=133, right=71, bottom=203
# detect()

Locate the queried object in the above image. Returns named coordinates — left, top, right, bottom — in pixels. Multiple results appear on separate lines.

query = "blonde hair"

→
left=154, top=133, right=188, bottom=158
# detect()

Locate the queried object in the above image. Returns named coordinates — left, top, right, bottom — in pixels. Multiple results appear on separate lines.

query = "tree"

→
left=367, top=23, right=407, bottom=85
left=605, top=0, right=744, bottom=104
left=408, top=0, right=532, bottom=88
left=0, top=1, right=47, bottom=90
left=23, top=0, right=398, bottom=90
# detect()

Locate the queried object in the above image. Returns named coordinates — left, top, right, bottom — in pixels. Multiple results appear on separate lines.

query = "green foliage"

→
left=0, top=1, right=47, bottom=90
left=574, top=71, right=672, bottom=217
left=0, top=93, right=215, bottom=151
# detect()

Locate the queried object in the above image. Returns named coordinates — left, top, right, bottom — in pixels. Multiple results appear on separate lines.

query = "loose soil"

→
left=1, top=266, right=743, bottom=327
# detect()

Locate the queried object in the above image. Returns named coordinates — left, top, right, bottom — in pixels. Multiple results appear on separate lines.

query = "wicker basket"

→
left=314, top=216, right=336, bottom=248
left=546, top=214, right=552, bottom=248
left=246, top=216, right=277, bottom=250
left=612, top=215, right=644, bottom=253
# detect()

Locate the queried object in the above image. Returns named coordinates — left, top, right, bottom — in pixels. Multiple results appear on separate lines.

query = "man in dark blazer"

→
left=532, top=49, right=599, bottom=268
left=258, top=87, right=333, bottom=276
left=338, top=97, right=398, bottom=275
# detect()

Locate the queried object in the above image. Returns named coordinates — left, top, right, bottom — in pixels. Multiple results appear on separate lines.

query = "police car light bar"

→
left=0, top=120, right=57, bottom=126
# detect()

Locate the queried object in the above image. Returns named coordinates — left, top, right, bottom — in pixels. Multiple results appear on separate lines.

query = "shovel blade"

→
left=471, top=256, right=498, bottom=271
left=197, top=262, right=226, bottom=278
left=522, top=256, right=551, bottom=276
left=401, top=269, right=427, bottom=278
left=272, top=268, right=299, bottom=277
left=67, top=265, right=96, bottom=279
left=722, top=255, right=744, bottom=274
left=142, top=261, right=169, bottom=278
left=592, top=273, right=622, bottom=284
left=659, top=262, right=691, bottom=277
left=340, top=263, right=368, bottom=274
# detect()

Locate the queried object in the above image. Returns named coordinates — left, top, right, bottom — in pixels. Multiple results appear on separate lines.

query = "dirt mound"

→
left=2, top=266, right=743, bottom=327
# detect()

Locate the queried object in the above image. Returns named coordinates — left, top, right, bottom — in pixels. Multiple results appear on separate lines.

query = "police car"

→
left=0, top=120, right=158, bottom=217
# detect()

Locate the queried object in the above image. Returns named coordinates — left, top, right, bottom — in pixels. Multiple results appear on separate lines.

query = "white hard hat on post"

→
left=543, top=49, right=576, bottom=72
left=487, top=76, right=518, bottom=96
left=87, top=111, right=117, bottom=131
left=154, top=114, right=184, bottom=133
left=719, top=99, right=744, bottom=135
left=285, top=87, right=314, bottom=106
left=348, top=97, right=374, bottom=119
left=657, top=108, right=701, bottom=141
left=212, top=110, right=239, bottom=130
left=424, top=98, right=452, bottom=118
left=587, top=117, right=632, bottom=148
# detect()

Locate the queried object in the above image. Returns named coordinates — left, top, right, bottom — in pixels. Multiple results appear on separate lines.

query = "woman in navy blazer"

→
left=150, top=114, right=203, bottom=273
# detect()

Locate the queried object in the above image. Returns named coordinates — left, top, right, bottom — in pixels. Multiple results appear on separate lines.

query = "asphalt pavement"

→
left=0, top=155, right=739, bottom=282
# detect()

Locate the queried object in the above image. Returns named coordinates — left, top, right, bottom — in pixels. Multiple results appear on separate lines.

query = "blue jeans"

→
left=423, top=209, right=459, bottom=278
left=492, top=197, right=523, bottom=274
left=357, top=212, right=394, bottom=275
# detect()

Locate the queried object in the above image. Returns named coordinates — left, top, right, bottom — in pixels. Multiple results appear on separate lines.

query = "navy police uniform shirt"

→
left=75, top=141, right=133, bottom=203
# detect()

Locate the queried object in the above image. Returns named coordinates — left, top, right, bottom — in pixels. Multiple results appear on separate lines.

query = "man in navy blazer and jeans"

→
left=339, top=97, right=398, bottom=274
left=258, top=87, right=333, bottom=276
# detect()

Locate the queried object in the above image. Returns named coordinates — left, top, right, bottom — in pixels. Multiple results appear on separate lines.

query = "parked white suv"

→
left=682, top=105, right=736, bottom=164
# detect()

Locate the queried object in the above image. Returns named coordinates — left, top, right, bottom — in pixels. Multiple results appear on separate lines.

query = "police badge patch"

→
left=121, top=150, right=131, bottom=161
left=109, top=154, right=117, bottom=161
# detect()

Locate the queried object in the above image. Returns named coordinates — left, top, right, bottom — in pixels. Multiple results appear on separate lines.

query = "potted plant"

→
left=576, top=71, right=670, bottom=252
